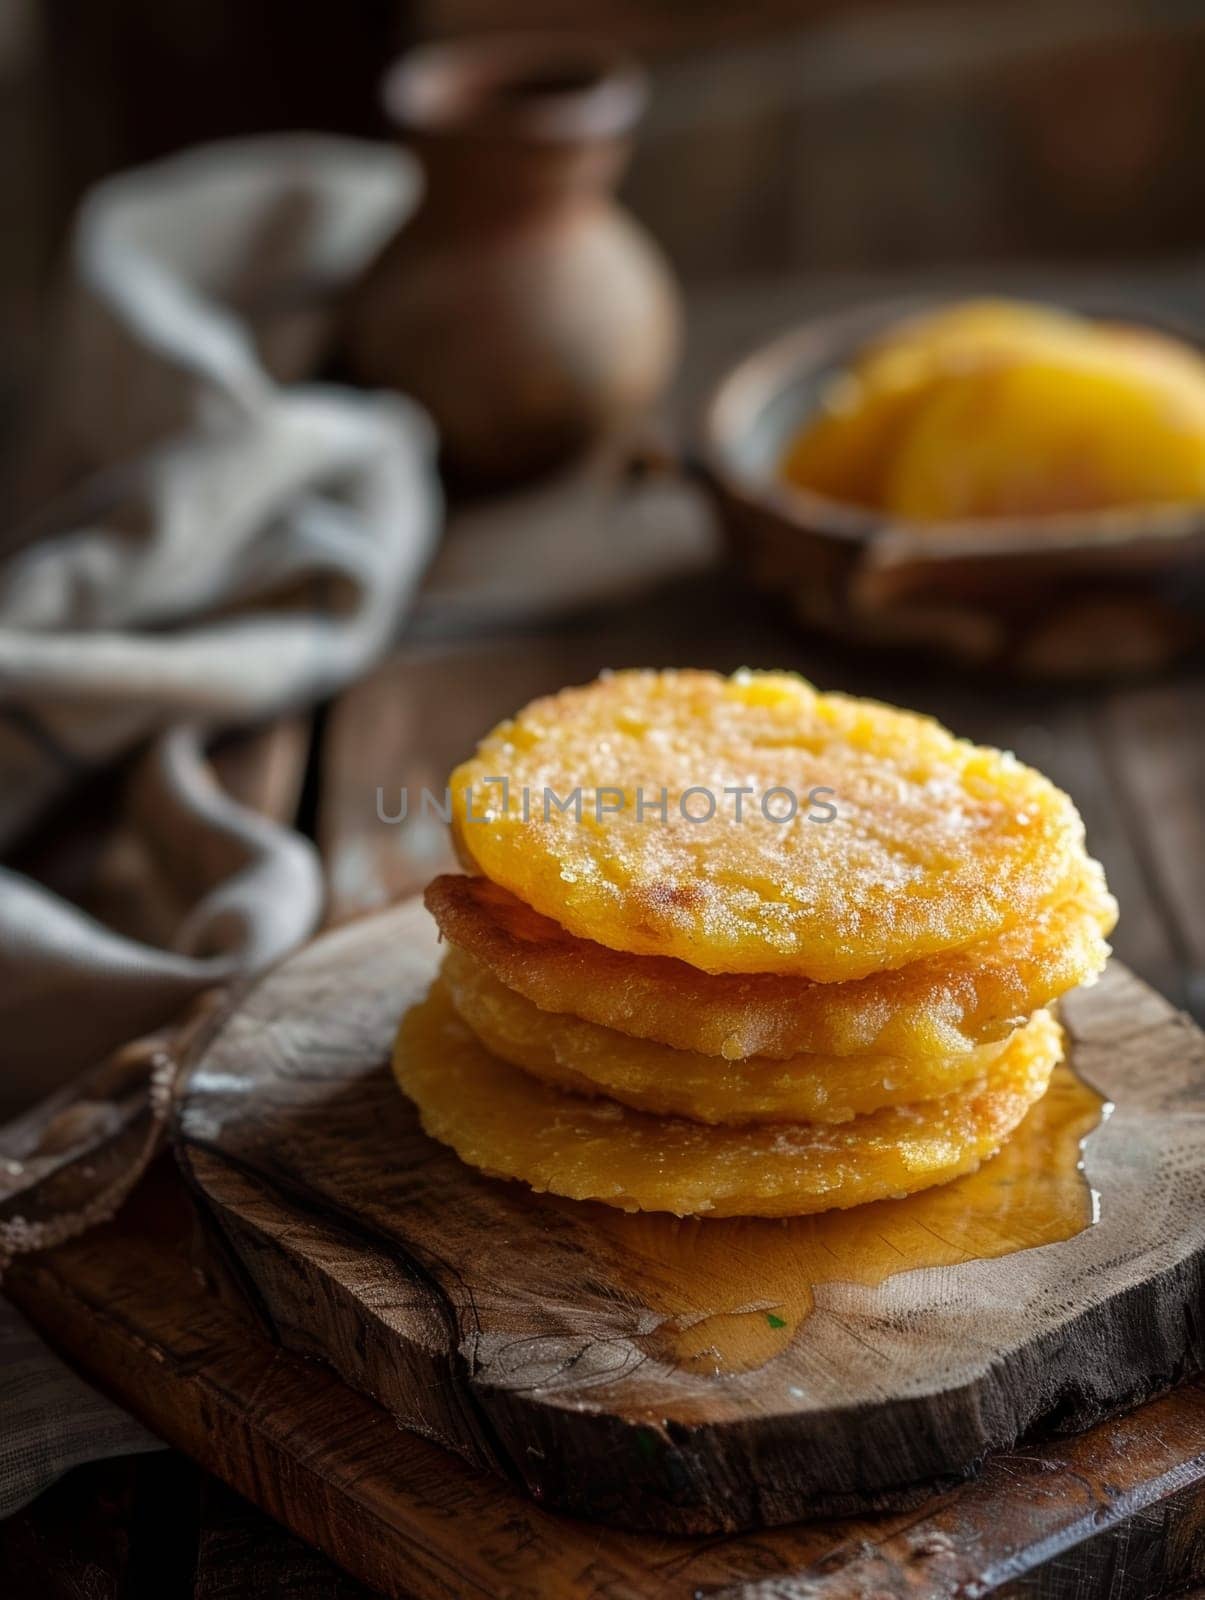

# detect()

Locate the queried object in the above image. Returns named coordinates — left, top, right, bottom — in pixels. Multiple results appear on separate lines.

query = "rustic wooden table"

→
left=4, top=273, right=1205, bottom=1596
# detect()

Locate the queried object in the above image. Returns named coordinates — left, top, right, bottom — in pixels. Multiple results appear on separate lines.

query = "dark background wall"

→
left=3, top=0, right=1205, bottom=463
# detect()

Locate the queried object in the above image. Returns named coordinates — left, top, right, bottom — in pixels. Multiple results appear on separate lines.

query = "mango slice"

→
left=884, top=355, right=1205, bottom=520
left=781, top=297, right=1205, bottom=518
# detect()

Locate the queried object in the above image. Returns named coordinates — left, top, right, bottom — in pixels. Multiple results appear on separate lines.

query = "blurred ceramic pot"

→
left=347, top=34, right=681, bottom=485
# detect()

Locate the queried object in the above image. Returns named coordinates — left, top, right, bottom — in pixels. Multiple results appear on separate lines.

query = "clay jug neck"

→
left=382, top=34, right=646, bottom=229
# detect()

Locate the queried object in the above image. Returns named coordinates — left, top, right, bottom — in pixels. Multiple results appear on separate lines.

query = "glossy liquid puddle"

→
left=588, top=1061, right=1109, bottom=1375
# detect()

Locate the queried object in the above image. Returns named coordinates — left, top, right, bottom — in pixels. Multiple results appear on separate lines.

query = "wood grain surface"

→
left=175, top=891, right=1205, bottom=1535
left=5, top=1160, right=1205, bottom=1599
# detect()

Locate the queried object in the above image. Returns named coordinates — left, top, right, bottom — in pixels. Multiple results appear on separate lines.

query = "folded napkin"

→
left=0, top=1299, right=162, bottom=1519
left=0, top=135, right=441, bottom=1512
left=1, top=135, right=439, bottom=1105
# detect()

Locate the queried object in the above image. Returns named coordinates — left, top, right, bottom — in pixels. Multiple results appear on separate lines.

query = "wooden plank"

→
left=1100, top=680, right=1205, bottom=1024
left=5, top=1162, right=1203, bottom=1599
left=176, top=895, right=1205, bottom=1536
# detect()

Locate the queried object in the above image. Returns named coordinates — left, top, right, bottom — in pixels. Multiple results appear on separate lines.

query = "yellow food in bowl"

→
left=781, top=298, right=1205, bottom=519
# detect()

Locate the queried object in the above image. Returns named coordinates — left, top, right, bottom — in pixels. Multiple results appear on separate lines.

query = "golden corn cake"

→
left=449, top=670, right=1086, bottom=981
left=424, top=860, right=1115, bottom=1060
left=442, top=944, right=1033, bottom=1125
left=395, top=983, right=1062, bottom=1218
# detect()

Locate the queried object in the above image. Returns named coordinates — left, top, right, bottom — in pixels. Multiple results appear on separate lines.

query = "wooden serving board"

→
left=175, top=896, right=1205, bottom=1536
left=9, top=1160, right=1205, bottom=1600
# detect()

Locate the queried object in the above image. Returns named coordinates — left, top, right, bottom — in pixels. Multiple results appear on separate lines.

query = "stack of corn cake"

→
left=395, top=670, right=1115, bottom=1217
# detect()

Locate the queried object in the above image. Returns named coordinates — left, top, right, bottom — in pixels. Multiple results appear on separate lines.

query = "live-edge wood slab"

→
left=174, top=896, right=1205, bottom=1535
left=8, top=1160, right=1205, bottom=1600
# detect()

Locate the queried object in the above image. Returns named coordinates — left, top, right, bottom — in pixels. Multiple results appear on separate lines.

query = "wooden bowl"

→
left=697, top=296, right=1205, bottom=676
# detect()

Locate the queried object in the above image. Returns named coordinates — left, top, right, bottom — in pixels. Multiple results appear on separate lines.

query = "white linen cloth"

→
left=0, top=134, right=441, bottom=1514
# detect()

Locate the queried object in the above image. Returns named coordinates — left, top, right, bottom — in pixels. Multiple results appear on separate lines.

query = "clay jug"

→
left=347, top=35, right=681, bottom=485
